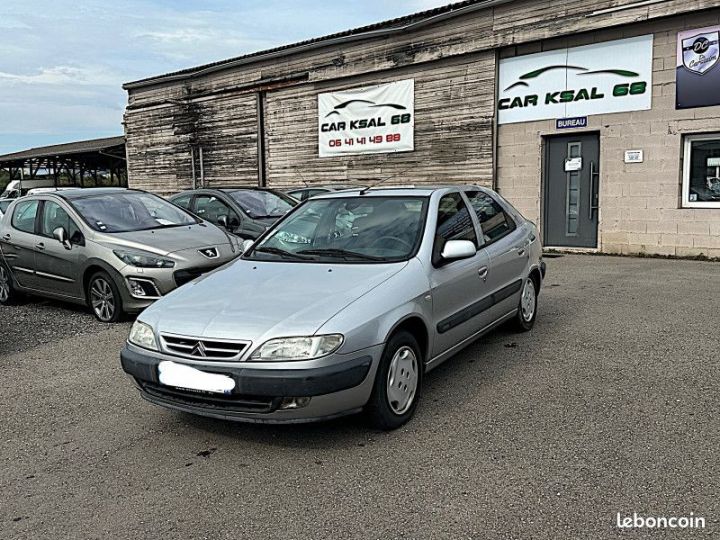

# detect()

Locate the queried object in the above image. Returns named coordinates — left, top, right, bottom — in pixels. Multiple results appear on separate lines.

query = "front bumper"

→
left=119, top=260, right=233, bottom=313
left=120, top=343, right=381, bottom=423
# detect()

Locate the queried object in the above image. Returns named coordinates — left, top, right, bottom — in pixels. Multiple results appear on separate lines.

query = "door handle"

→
left=1, top=234, right=9, bottom=241
left=35, top=242, right=45, bottom=251
left=517, top=248, right=526, bottom=257
left=478, top=266, right=488, bottom=280
left=589, top=161, right=600, bottom=220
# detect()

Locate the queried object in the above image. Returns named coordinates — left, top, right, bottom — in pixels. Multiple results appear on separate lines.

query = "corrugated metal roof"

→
left=123, top=0, right=491, bottom=90
left=0, top=136, right=125, bottom=164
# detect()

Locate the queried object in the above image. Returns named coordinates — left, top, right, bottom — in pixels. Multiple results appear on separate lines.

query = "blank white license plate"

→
left=158, top=361, right=236, bottom=395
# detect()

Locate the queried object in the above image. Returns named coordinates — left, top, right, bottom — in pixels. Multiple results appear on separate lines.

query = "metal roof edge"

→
left=123, top=0, right=512, bottom=91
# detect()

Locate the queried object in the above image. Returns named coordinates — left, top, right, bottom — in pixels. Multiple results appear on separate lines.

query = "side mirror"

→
left=240, top=239, right=254, bottom=253
left=441, top=240, right=476, bottom=261
left=217, top=215, right=229, bottom=229
left=53, top=227, right=71, bottom=250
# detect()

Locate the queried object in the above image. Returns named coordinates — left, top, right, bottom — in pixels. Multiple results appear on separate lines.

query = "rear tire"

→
left=365, top=331, right=422, bottom=430
left=514, top=275, right=538, bottom=332
left=0, top=262, right=19, bottom=305
left=87, top=271, right=123, bottom=323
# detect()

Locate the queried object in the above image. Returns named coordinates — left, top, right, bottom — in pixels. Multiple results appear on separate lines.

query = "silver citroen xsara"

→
left=0, top=188, right=241, bottom=322
left=121, top=186, right=546, bottom=429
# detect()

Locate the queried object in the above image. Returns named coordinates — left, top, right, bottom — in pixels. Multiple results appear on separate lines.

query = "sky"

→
left=0, top=0, right=451, bottom=155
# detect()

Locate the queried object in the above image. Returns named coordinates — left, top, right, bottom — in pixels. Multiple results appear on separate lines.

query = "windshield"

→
left=71, top=192, right=198, bottom=233
left=228, top=190, right=296, bottom=218
left=247, top=196, right=428, bottom=263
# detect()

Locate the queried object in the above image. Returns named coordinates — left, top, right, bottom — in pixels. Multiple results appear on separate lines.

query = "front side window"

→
left=171, top=193, right=193, bottom=209
left=11, top=200, right=39, bottom=234
left=41, top=201, right=82, bottom=242
left=194, top=195, right=239, bottom=228
left=683, top=134, right=720, bottom=208
left=70, top=192, right=198, bottom=233
left=435, top=192, right=478, bottom=242
left=465, top=191, right=516, bottom=244
left=247, top=196, right=427, bottom=263
left=432, top=193, right=478, bottom=266
left=0, top=200, right=10, bottom=214
left=228, top=190, right=296, bottom=218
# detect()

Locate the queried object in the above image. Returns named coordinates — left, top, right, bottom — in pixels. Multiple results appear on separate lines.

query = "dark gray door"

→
left=544, top=134, right=600, bottom=248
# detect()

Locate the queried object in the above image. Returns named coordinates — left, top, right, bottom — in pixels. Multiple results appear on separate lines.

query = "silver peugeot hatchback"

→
left=0, top=188, right=241, bottom=322
left=121, top=186, right=545, bottom=429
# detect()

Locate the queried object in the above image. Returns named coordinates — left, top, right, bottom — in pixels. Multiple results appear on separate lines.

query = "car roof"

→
left=55, top=187, right=131, bottom=200
left=170, top=187, right=281, bottom=196
left=310, top=185, right=486, bottom=198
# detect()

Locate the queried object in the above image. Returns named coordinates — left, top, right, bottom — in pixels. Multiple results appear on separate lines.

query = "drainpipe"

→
left=199, top=146, right=205, bottom=188
left=190, top=147, right=197, bottom=189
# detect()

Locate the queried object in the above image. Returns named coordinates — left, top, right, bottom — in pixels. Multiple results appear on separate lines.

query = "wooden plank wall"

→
left=264, top=53, right=495, bottom=187
left=124, top=0, right=720, bottom=193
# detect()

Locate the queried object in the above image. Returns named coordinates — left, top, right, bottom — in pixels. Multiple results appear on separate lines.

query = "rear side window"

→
left=12, top=200, right=39, bottom=234
left=465, top=191, right=516, bottom=244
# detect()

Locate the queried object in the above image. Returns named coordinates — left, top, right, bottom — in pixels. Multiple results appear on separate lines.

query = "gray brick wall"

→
left=497, top=10, right=720, bottom=258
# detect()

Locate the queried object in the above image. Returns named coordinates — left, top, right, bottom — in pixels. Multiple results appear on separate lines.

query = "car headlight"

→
left=114, top=249, right=175, bottom=268
left=128, top=320, right=158, bottom=351
left=250, top=334, right=343, bottom=361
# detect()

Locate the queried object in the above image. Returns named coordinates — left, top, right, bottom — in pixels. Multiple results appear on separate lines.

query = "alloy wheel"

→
left=90, top=278, right=115, bottom=322
left=0, top=266, right=9, bottom=303
left=386, top=346, right=419, bottom=415
left=521, top=279, right=536, bottom=322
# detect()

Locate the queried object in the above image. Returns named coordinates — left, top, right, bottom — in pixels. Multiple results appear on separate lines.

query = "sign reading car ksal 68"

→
left=498, top=35, right=654, bottom=124
left=318, top=79, right=414, bottom=157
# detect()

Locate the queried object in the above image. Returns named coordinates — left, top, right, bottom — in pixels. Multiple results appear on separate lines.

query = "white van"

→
left=1, top=179, right=57, bottom=199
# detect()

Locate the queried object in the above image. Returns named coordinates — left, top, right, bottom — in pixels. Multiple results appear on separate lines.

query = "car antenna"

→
left=293, top=167, right=310, bottom=187
left=359, top=166, right=414, bottom=195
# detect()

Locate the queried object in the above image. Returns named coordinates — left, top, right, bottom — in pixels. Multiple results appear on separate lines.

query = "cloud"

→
left=0, top=65, right=119, bottom=86
left=0, top=0, right=456, bottom=154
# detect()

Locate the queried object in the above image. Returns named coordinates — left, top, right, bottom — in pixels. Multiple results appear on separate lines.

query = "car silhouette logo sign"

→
left=198, top=247, right=219, bottom=259
left=682, top=32, right=719, bottom=74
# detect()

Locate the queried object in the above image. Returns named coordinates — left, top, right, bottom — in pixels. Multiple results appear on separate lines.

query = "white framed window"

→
left=683, top=133, right=720, bottom=208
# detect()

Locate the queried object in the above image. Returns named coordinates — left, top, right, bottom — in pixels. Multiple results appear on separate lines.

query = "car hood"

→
left=140, top=259, right=408, bottom=345
left=93, top=223, right=235, bottom=256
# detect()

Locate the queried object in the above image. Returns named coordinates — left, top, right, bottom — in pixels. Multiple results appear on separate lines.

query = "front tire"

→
left=87, top=271, right=123, bottom=323
left=0, top=262, right=19, bottom=305
left=514, top=275, right=538, bottom=332
left=365, top=331, right=422, bottom=430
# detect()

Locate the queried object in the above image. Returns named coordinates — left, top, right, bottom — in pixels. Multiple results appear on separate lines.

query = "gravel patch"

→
left=0, top=298, right=129, bottom=356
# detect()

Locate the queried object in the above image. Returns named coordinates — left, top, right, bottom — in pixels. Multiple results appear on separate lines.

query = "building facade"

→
left=124, top=0, right=720, bottom=257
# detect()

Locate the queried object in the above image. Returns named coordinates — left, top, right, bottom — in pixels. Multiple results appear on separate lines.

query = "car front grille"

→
left=161, top=334, right=250, bottom=361
left=173, top=266, right=221, bottom=287
left=138, top=380, right=280, bottom=414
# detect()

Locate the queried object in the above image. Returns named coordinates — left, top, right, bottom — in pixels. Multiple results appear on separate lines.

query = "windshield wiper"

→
left=254, top=246, right=312, bottom=260
left=297, top=248, right=385, bottom=261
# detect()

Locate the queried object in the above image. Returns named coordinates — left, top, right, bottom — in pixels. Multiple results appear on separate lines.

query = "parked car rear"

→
left=169, top=187, right=297, bottom=239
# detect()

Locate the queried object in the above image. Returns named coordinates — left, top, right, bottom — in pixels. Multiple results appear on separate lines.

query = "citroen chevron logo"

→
left=191, top=341, right=207, bottom=357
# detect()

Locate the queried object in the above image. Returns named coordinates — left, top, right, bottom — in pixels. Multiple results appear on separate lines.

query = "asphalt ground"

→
left=0, top=254, right=718, bottom=539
